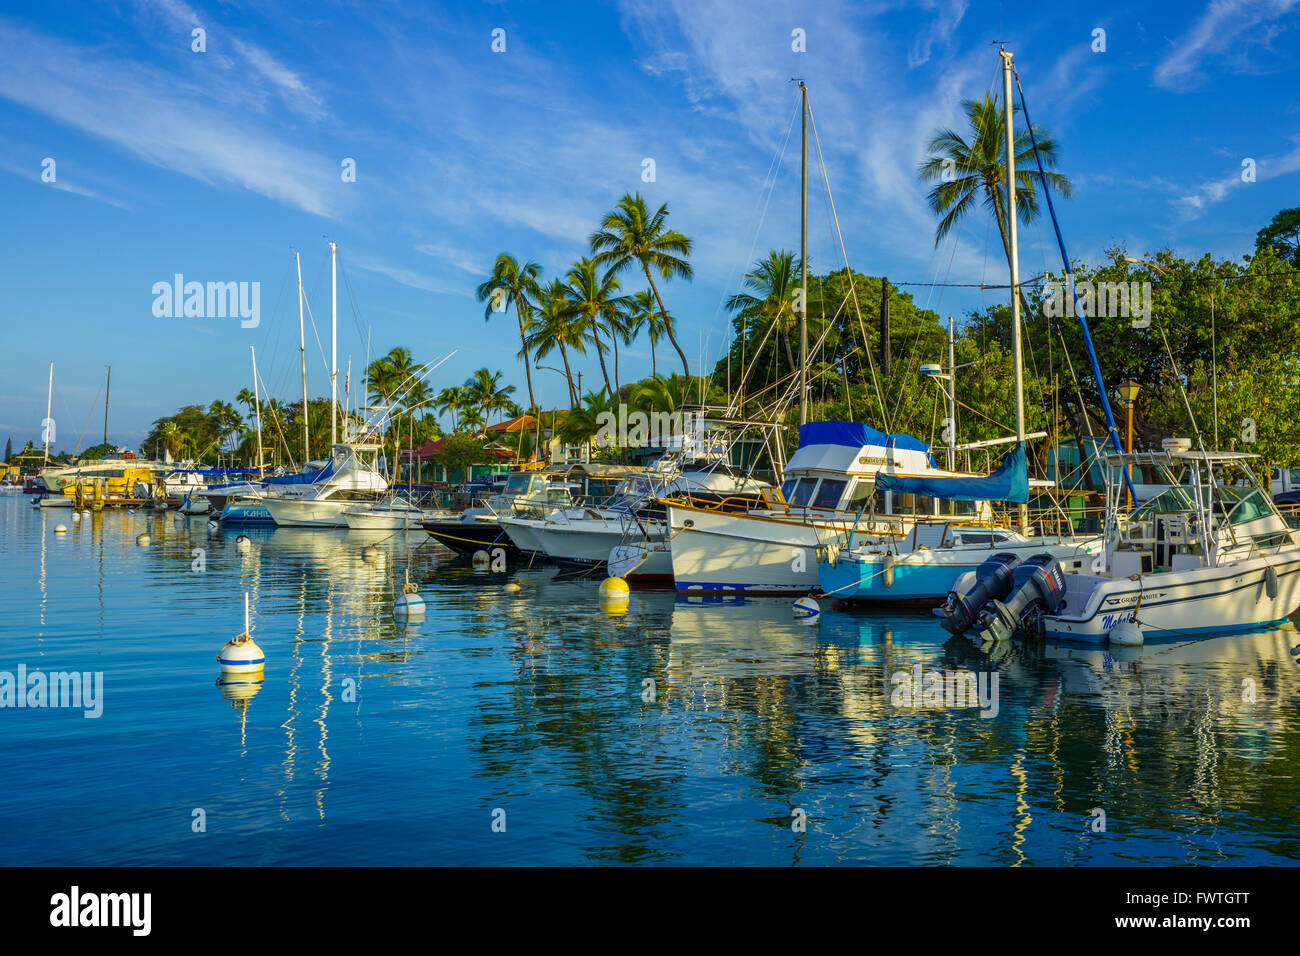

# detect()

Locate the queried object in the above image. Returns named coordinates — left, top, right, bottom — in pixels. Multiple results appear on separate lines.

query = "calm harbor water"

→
left=1, top=494, right=1298, bottom=866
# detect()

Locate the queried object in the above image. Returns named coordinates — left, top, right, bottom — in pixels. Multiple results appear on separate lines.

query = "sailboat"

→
left=935, top=49, right=1300, bottom=644
left=817, top=51, right=1102, bottom=606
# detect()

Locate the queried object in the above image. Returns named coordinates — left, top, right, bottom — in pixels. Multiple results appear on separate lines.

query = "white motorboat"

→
left=938, top=450, right=1300, bottom=643
left=262, top=443, right=389, bottom=528
left=343, top=497, right=428, bottom=530
left=666, top=421, right=1013, bottom=595
left=505, top=456, right=771, bottom=569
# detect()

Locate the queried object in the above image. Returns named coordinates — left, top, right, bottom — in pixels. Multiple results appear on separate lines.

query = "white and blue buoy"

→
left=235, top=535, right=250, bottom=552
left=395, top=568, right=426, bottom=618
left=1108, top=621, right=1144, bottom=647
left=217, top=593, right=266, bottom=674
left=793, top=596, right=821, bottom=619
left=81, top=509, right=91, bottom=517
left=72, top=512, right=81, bottom=523
left=127, top=509, right=135, bottom=515
left=207, top=519, right=219, bottom=532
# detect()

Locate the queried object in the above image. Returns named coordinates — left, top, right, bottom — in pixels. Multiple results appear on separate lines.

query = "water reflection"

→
left=3, top=494, right=1299, bottom=864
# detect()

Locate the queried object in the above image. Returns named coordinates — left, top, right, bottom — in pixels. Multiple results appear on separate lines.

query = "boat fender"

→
left=883, top=553, right=895, bottom=589
left=1108, top=621, right=1144, bottom=647
left=1265, top=566, right=1279, bottom=601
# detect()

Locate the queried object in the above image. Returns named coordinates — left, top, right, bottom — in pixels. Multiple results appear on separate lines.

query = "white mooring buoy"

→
left=793, top=596, right=821, bottom=619
left=395, top=568, right=426, bottom=618
left=136, top=533, right=150, bottom=546
left=235, top=535, right=250, bottom=552
left=81, top=509, right=91, bottom=517
left=218, top=593, right=266, bottom=674
left=72, top=512, right=81, bottom=523
left=54, top=524, right=68, bottom=534
left=207, top=520, right=219, bottom=532
left=471, top=549, right=490, bottom=568
left=504, top=581, right=522, bottom=593
left=362, top=544, right=381, bottom=562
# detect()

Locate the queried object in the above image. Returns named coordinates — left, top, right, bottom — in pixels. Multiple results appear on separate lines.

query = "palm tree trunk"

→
left=516, top=312, right=542, bottom=458
left=612, top=332, right=620, bottom=399
left=558, top=343, right=578, bottom=408
left=592, top=329, right=614, bottom=400
left=643, top=264, right=690, bottom=379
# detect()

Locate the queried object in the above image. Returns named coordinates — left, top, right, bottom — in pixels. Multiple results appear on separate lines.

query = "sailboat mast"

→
left=250, top=346, right=265, bottom=477
left=798, top=80, right=809, bottom=426
left=103, top=366, right=110, bottom=448
left=330, top=239, right=338, bottom=447
left=43, top=362, right=53, bottom=466
left=295, top=250, right=309, bottom=465
left=1000, top=48, right=1028, bottom=533
left=948, top=318, right=957, bottom=472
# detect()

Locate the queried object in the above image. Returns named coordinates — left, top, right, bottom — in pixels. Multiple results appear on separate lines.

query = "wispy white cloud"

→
left=0, top=18, right=338, bottom=216
left=1175, top=139, right=1300, bottom=218
left=1154, top=0, right=1300, bottom=89
left=350, top=255, right=472, bottom=296
left=908, top=0, right=968, bottom=68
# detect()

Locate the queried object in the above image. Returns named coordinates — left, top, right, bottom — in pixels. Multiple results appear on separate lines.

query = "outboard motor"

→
left=935, top=553, right=1023, bottom=634
left=974, top=553, right=1066, bottom=643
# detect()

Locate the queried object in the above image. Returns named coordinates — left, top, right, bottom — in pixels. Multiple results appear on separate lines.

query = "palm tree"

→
left=565, top=257, right=623, bottom=400
left=476, top=254, right=543, bottom=445
left=208, top=400, right=242, bottom=462
left=918, top=92, right=1071, bottom=305
left=625, top=289, right=676, bottom=379
left=463, top=368, right=517, bottom=424
left=436, top=385, right=467, bottom=434
left=726, top=250, right=803, bottom=393
left=524, top=280, right=586, bottom=409
left=590, top=192, right=693, bottom=378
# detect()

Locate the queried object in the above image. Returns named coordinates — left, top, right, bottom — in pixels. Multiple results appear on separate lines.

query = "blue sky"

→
left=1, top=0, right=1298, bottom=451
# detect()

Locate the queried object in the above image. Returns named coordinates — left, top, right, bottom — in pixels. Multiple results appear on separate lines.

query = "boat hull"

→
left=1045, top=552, right=1300, bottom=642
left=667, top=504, right=856, bottom=595
left=422, top=519, right=513, bottom=554
left=819, top=540, right=1100, bottom=607
left=608, top=543, right=674, bottom=588
left=262, top=497, right=351, bottom=527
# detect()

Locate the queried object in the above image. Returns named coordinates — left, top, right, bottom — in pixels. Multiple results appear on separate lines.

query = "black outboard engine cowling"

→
left=975, top=553, right=1066, bottom=643
left=935, top=553, right=1023, bottom=635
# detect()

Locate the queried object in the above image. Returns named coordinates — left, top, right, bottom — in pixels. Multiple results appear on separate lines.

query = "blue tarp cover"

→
left=874, top=442, right=1029, bottom=503
left=797, top=421, right=931, bottom=454
left=261, top=460, right=336, bottom=486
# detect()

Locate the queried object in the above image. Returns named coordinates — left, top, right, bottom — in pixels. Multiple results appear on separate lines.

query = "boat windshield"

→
left=810, top=478, right=847, bottom=510
left=781, top=477, right=816, bottom=507
left=503, top=475, right=532, bottom=495
left=1213, top=486, right=1274, bottom=524
left=1131, top=485, right=1196, bottom=520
